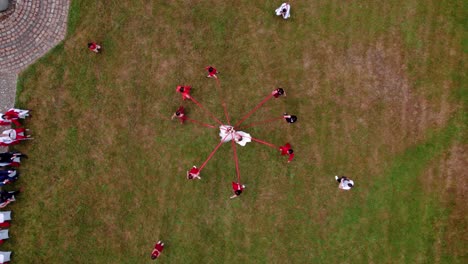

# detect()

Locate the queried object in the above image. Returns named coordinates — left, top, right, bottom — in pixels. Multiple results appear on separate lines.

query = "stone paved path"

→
left=0, top=0, right=70, bottom=152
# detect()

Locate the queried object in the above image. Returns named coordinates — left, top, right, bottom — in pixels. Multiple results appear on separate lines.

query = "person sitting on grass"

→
left=335, top=176, right=354, bottom=190
left=279, top=143, right=294, bottom=163
left=0, top=152, right=24, bottom=167
left=0, top=190, right=20, bottom=209
left=272, top=88, right=286, bottom=98
left=0, top=108, right=30, bottom=126
left=205, top=66, right=219, bottom=79
left=88, top=42, right=102, bottom=53
left=186, top=166, right=201, bottom=180
left=176, top=85, right=192, bottom=100
left=0, top=251, right=12, bottom=263
left=171, top=106, right=187, bottom=124
left=230, top=182, right=246, bottom=199
left=0, top=230, right=9, bottom=245
left=0, top=128, right=32, bottom=147
left=0, top=211, right=11, bottom=229
left=283, top=113, right=297, bottom=124
left=0, top=170, right=18, bottom=186
left=151, top=240, right=165, bottom=260
left=0, top=151, right=28, bottom=164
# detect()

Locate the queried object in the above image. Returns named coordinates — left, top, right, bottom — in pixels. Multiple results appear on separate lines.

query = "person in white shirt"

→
left=275, top=2, right=291, bottom=19
left=335, top=176, right=354, bottom=190
left=0, top=251, right=11, bottom=263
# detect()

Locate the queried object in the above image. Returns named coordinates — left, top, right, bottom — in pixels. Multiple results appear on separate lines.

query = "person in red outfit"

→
left=186, top=166, right=201, bottom=180
left=176, top=85, right=192, bottom=100
left=1, top=108, right=30, bottom=126
left=279, top=143, right=294, bottom=163
left=0, top=128, right=32, bottom=147
left=272, top=88, right=286, bottom=98
left=151, top=240, right=165, bottom=260
left=230, top=182, right=246, bottom=199
left=205, top=66, right=219, bottom=78
left=0, top=115, right=19, bottom=126
left=171, top=106, right=187, bottom=124
left=87, top=42, right=101, bottom=53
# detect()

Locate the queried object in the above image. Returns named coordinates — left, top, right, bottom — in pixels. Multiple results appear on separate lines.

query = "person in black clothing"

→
left=0, top=170, right=18, bottom=186
left=0, top=190, right=19, bottom=208
left=283, top=113, right=297, bottom=124
left=0, top=152, right=27, bottom=162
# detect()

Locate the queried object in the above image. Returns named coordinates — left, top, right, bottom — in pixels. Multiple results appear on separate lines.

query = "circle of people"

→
left=85, top=2, right=353, bottom=261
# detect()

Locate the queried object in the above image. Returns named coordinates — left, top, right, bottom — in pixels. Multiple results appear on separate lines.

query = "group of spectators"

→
left=0, top=107, right=31, bottom=263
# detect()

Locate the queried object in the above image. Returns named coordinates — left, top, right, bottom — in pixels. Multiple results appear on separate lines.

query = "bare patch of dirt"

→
left=318, top=36, right=455, bottom=155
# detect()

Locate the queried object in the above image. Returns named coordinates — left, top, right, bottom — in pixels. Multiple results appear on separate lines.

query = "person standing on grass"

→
left=171, top=106, right=187, bottom=124
left=176, top=85, right=192, bottom=100
left=335, top=176, right=354, bottom=190
left=187, top=166, right=201, bottom=180
left=283, top=113, right=297, bottom=124
left=230, top=182, right=246, bottom=199
left=275, top=2, right=291, bottom=19
left=87, top=42, right=101, bottom=53
left=279, top=143, right=294, bottom=163
left=205, top=66, right=219, bottom=79
left=151, top=240, right=165, bottom=260
left=272, top=88, right=286, bottom=98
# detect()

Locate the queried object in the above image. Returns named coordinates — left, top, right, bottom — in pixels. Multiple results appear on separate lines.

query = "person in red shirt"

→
left=272, top=88, right=286, bottom=98
left=171, top=106, right=187, bottom=124
left=205, top=66, right=219, bottom=78
left=279, top=143, right=294, bottom=163
left=1, top=108, right=30, bottom=126
left=0, top=115, right=19, bottom=126
left=0, top=128, right=32, bottom=147
left=87, top=42, right=101, bottom=53
left=176, top=85, right=192, bottom=100
left=186, top=166, right=201, bottom=180
left=230, top=182, right=246, bottom=199
left=151, top=240, right=164, bottom=260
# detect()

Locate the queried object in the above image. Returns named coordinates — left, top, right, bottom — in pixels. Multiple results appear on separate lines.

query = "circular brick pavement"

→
left=0, top=0, right=70, bottom=73
left=0, top=0, right=70, bottom=152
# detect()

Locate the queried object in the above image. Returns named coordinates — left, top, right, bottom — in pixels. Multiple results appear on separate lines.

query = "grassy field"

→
left=5, top=0, right=466, bottom=263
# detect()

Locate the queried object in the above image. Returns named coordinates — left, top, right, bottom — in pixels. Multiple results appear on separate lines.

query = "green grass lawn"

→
left=6, top=0, right=466, bottom=263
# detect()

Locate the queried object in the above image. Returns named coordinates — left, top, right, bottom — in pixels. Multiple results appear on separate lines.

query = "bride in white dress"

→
left=219, top=125, right=251, bottom=146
